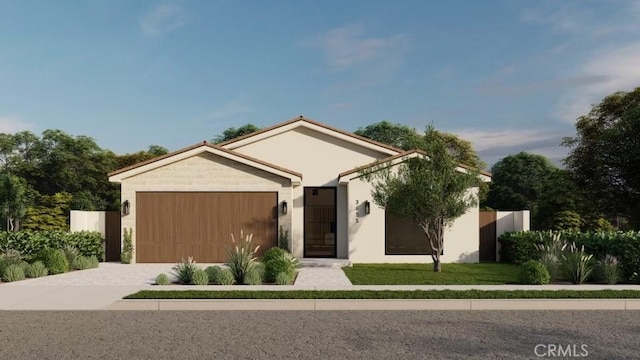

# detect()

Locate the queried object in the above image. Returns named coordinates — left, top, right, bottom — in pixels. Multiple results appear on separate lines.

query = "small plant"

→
left=263, top=247, right=300, bottom=283
left=561, top=243, right=594, bottom=285
left=62, top=245, right=79, bottom=266
left=205, top=266, right=221, bottom=284
left=39, top=248, right=69, bottom=275
left=25, top=261, right=48, bottom=278
left=519, top=260, right=551, bottom=285
left=632, top=272, right=640, bottom=284
left=225, top=230, right=260, bottom=284
left=73, top=256, right=99, bottom=270
left=215, top=268, right=235, bottom=285
left=598, top=255, right=620, bottom=285
left=191, top=269, right=209, bottom=285
left=244, top=268, right=262, bottom=285
left=2, top=264, right=25, bottom=282
left=172, top=257, right=200, bottom=284
left=155, top=273, right=171, bottom=285
left=275, top=271, right=294, bottom=285
left=534, top=232, right=566, bottom=280
left=121, top=228, right=133, bottom=264
left=278, top=226, right=290, bottom=252
left=19, top=261, right=30, bottom=273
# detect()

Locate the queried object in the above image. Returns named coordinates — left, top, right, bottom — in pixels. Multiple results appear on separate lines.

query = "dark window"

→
left=384, top=209, right=434, bottom=255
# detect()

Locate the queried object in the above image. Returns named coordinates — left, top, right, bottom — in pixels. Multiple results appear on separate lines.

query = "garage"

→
left=136, top=192, right=278, bottom=263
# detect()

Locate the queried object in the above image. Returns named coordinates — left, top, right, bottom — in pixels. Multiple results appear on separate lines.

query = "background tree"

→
left=361, top=125, right=480, bottom=272
left=147, top=145, right=169, bottom=156
left=483, top=152, right=560, bottom=229
left=212, top=124, right=261, bottom=144
left=0, top=173, right=28, bottom=231
left=562, top=87, right=640, bottom=228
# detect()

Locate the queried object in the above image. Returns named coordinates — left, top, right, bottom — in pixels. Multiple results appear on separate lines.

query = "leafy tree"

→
left=0, top=173, right=28, bottom=231
left=484, top=152, right=559, bottom=229
left=562, top=87, right=640, bottom=228
left=212, top=124, right=261, bottom=144
left=147, top=145, right=169, bottom=156
left=361, top=125, right=480, bottom=272
left=21, top=192, right=72, bottom=231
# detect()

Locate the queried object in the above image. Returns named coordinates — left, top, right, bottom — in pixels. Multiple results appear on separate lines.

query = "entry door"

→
left=304, top=187, right=337, bottom=258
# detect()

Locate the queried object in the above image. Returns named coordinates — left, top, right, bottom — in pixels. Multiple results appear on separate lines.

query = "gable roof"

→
left=218, top=115, right=403, bottom=156
left=108, top=142, right=302, bottom=183
left=338, top=149, right=492, bottom=183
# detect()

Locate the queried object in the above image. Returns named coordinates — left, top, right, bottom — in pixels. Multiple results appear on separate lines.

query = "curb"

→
left=104, top=299, right=640, bottom=311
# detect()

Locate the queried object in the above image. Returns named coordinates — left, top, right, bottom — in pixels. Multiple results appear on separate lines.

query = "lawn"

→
left=342, top=263, right=521, bottom=285
left=125, top=290, right=640, bottom=300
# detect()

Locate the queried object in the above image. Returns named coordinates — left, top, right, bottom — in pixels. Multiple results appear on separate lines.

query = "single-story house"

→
left=108, top=116, right=491, bottom=263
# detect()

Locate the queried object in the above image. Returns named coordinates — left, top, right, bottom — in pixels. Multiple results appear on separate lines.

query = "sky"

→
left=1, top=0, right=639, bottom=167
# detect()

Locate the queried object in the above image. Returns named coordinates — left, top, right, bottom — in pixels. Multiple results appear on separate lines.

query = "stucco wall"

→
left=119, top=152, right=292, bottom=263
left=70, top=210, right=106, bottom=237
left=231, top=127, right=392, bottom=259
left=347, top=176, right=480, bottom=263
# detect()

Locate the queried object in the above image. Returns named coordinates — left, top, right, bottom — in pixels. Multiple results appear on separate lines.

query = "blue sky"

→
left=1, top=0, right=639, bottom=166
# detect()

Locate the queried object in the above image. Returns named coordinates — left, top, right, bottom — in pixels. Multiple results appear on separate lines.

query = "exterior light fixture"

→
left=364, top=200, right=370, bottom=215
left=122, top=200, right=130, bottom=216
left=281, top=200, right=288, bottom=215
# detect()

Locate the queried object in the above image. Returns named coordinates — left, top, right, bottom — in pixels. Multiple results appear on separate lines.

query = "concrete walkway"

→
left=2, top=262, right=640, bottom=310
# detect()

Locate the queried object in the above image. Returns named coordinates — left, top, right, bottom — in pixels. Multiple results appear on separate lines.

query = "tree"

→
left=361, top=125, right=480, bottom=272
left=562, top=87, right=640, bottom=228
left=483, top=152, right=560, bottom=229
left=0, top=173, right=27, bottom=231
left=212, top=124, right=261, bottom=144
left=147, top=145, right=169, bottom=156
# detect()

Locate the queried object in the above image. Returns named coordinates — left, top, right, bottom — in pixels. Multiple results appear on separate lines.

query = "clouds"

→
left=453, top=128, right=568, bottom=165
left=309, top=24, right=408, bottom=72
left=0, top=115, right=33, bottom=133
left=554, top=43, right=640, bottom=123
left=139, top=4, right=189, bottom=36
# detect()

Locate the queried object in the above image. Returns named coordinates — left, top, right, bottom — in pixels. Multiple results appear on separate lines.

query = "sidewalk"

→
left=2, top=266, right=640, bottom=310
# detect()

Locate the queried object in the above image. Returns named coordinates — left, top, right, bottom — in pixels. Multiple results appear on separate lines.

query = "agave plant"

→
left=225, top=230, right=260, bottom=284
left=561, top=243, right=594, bottom=284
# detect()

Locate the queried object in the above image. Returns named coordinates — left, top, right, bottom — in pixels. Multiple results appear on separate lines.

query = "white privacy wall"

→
left=70, top=210, right=106, bottom=237
left=496, top=210, right=531, bottom=261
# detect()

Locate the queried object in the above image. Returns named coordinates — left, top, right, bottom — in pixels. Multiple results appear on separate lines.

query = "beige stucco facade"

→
left=109, top=117, right=489, bottom=264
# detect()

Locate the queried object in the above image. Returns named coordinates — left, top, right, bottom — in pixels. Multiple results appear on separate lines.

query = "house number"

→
left=355, top=200, right=360, bottom=223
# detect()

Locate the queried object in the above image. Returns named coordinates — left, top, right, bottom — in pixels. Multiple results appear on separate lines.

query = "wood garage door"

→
left=136, top=192, right=278, bottom=263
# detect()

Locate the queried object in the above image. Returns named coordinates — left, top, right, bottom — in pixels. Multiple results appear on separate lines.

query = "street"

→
left=0, top=311, right=638, bottom=359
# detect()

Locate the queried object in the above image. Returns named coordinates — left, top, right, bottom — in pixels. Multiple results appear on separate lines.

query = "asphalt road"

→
left=0, top=311, right=638, bottom=360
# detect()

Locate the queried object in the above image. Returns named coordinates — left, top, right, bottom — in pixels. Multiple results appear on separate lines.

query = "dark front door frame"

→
left=303, top=186, right=337, bottom=258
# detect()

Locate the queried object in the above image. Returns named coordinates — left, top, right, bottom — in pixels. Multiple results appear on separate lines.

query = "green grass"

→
left=342, top=263, right=521, bottom=285
left=125, top=290, right=640, bottom=300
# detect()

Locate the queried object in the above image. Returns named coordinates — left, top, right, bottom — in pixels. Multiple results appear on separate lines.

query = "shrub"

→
left=205, top=266, right=221, bottom=284
left=534, top=231, right=566, bottom=280
left=39, top=248, right=69, bottom=274
left=244, top=268, right=262, bottom=285
left=121, top=228, right=133, bottom=264
left=191, top=269, right=209, bottom=285
left=498, top=231, right=539, bottom=264
left=2, top=264, right=25, bottom=282
left=63, top=245, right=79, bottom=266
left=215, top=268, right=235, bottom=285
left=225, top=230, right=260, bottom=284
left=597, top=255, right=620, bottom=285
left=155, top=273, right=171, bottom=285
left=275, top=271, right=294, bottom=285
left=25, top=261, right=48, bottom=278
left=172, top=257, right=200, bottom=284
left=561, top=243, right=594, bottom=284
left=549, top=211, right=582, bottom=231
left=519, top=260, right=551, bottom=285
left=263, top=248, right=299, bottom=283
left=278, top=226, right=290, bottom=252
left=583, top=217, right=615, bottom=232
left=73, top=256, right=99, bottom=270
left=0, top=231, right=103, bottom=260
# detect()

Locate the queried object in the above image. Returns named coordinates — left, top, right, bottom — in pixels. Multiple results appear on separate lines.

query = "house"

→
left=108, top=116, right=491, bottom=263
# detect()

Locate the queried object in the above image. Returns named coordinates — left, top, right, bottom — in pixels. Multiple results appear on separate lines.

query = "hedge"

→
left=499, top=230, right=640, bottom=280
left=0, top=231, right=104, bottom=261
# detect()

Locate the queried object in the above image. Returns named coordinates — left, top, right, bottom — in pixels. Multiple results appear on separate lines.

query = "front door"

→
left=303, top=187, right=337, bottom=258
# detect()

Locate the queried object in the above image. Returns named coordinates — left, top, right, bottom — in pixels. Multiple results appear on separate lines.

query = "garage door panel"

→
left=136, top=192, right=277, bottom=263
